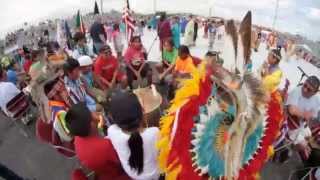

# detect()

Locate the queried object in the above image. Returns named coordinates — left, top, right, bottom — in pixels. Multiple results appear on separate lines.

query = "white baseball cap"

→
left=77, top=56, right=93, bottom=67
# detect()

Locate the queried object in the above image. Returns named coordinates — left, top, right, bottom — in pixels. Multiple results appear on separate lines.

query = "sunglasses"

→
left=303, top=83, right=316, bottom=94
left=103, top=50, right=111, bottom=54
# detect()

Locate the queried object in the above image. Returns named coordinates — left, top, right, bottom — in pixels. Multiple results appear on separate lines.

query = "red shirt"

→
left=23, top=59, right=33, bottom=73
left=74, top=136, right=129, bottom=180
left=123, top=46, right=146, bottom=66
left=94, top=55, right=119, bottom=81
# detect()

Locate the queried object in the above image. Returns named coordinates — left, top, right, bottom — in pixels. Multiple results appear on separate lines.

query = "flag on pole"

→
left=64, top=21, right=72, bottom=49
left=56, top=20, right=68, bottom=50
left=76, top=10, right=86, bottom=34
left=122, top=0, right=135, bottom=43
left=94, top=1, right=100, bottom=15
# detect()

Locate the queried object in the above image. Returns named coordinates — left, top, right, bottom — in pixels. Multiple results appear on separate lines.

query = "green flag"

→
left=76, top=10, right=85, bottom=33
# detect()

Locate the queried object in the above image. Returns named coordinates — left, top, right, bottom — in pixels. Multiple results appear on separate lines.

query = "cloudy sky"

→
left=0, top=0, right=319, bottom=40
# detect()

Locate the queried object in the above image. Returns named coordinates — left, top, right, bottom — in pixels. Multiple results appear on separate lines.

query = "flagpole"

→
left=272, top=0, right=279, bottom=29
left=100, top=0, right=103, bottom=14
left=153, top=0, right=157, bottom=13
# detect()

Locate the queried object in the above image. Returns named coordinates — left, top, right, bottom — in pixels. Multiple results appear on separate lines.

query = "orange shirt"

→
left=174, top=56, right=196, bottom=74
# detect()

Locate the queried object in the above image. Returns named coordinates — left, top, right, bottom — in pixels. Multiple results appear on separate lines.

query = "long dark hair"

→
left=128, top=131, right=144, bottom=174
left=109, top=91, right=144, bottom=174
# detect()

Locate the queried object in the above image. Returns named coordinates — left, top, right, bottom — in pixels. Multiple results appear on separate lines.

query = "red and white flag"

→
left=122, top=0, right=135, bottom=43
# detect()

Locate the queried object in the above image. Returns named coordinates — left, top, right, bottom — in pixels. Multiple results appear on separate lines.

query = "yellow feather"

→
left=157, top=64, right=207, bottom=177
left=166, top=165, right=182, bottom=180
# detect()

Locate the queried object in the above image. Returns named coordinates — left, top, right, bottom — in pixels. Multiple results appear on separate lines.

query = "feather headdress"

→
left=157, top=11, right=283, bottom=180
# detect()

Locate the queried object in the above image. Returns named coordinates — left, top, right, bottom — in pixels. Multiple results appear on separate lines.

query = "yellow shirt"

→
left=174, top=56, right=196, bottom=74
left=262, top=69, right=283, bottom=93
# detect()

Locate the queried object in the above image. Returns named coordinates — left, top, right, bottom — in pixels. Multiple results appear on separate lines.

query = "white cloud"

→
left=0, top=0, right=319, bottom=40
left=307, top=7, right=320, bottom=20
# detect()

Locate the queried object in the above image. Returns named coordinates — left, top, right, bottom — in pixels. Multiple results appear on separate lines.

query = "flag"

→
left=64, top=21, right=72, bottom=49
left=94, top=1, right=100, bottom=15
left=76, top=10, right=86, bottom=34
left=56, top=20, right=67, bottom=50
left=122, top=0, right=135, bottom=43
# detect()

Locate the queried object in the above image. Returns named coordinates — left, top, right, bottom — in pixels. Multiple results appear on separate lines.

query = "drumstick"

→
left=151, top=84, right=157, bottom=97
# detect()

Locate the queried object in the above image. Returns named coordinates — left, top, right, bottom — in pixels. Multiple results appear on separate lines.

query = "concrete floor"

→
left=0, top=114, right=76, bottom=180
left=0, top=112, right=302, bottom=180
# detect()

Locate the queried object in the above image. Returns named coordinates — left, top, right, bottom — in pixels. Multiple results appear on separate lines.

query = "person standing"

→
left=72, top=32, right=95, bottom=59
left=90, top=16, right=107, bottom=54
left=184, top=15, right=195, bottom=47
left=193, top=19, right=198, bottom=46
left=260, top=49, right=283, bottom=94
left=171, top=16, right=181, bottom=49
left=203, top=19, right=209, bottom=38
left=214, top=20, right=225, bottom=53
left=208, top=21, right=217, bottom=51
left=112, top=23, right=124, bottom=60
left=180, top=17, right=188, bottom=37
left=157, top=13, right=172, bottom=51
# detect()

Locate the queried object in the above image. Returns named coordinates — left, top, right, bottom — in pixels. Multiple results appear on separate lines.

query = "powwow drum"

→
left=133, top=85, right=162, bottom=127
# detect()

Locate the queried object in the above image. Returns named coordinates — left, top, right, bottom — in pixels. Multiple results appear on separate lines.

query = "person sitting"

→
left=124, top=36, right=152, bottom=89
left=77, top=56, right=107, bottom=104
left=35, top=77, right=75, bottom=157
left=63, top=58, right=97, bottom=112
left=260, top=49, right=283, bottom=94
left=72, top=32, right=95, bottom=60
left=173, top=45, right=200, bottom=79
left=285, top=76, right=320, bottom=178
left=108, top=91, right=160, bottom=179
left=94, top=45, right=128, bottom=90
left=157, top=39, right=178, bottom=81
left=0, top=67, right=22, bottom=117
left=65, top=103, right=130, bottom=180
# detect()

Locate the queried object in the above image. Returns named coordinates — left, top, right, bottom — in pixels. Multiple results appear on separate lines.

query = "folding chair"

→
left=5, top=92, right=31, bottom=137
left=36, top=118, right=76, bottom=158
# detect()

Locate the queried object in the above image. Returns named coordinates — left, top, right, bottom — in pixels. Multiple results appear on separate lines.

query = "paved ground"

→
left=0, top=113, right=76, bottom=180
left=0, top=111, right=302, bottom=180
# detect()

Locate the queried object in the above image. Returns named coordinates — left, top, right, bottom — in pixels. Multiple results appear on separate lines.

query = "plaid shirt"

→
left=64, top=76, right=87, bottom=105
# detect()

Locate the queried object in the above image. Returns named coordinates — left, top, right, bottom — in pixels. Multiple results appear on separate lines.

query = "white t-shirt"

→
left=286, top=86, right=320, bottom=119
left=0, top=82, right=21, bottom=115
left=108, top=125, right=160, bottom=180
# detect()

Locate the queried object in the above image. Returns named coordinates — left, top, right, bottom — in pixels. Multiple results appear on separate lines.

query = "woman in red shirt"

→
left=124, top=36, right=152, bottom=89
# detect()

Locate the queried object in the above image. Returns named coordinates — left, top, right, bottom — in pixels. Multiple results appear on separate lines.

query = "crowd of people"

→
left=0, top=11, right=319, bottom=180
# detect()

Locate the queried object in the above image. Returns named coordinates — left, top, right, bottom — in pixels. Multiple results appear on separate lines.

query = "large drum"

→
left=134, top=86, right=162, bottom=127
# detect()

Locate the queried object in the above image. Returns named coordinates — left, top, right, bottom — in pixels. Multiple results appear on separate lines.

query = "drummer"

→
left=157, top=39, right=178, bottom=81
left=173, top=45, right=201, bottom=80
left=94, top=45, right=128, bottom=90
left=78, top=56, right=107, bottom=103
left=124, top=36, right=152, bottom=89
left=286, top=76, right=320, bottom=168
left=63, top=58, right=98, bottom=112
left=166, top=45, right=201, bottom=99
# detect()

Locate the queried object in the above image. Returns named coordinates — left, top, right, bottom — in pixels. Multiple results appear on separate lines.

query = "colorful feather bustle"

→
left=157, top=11, right=283, bottom=180
left=158, top=70, right=283, bottom=180
left=157, top=63, right=211, bottom=180
left=239, top=91, right=283, bottom=179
